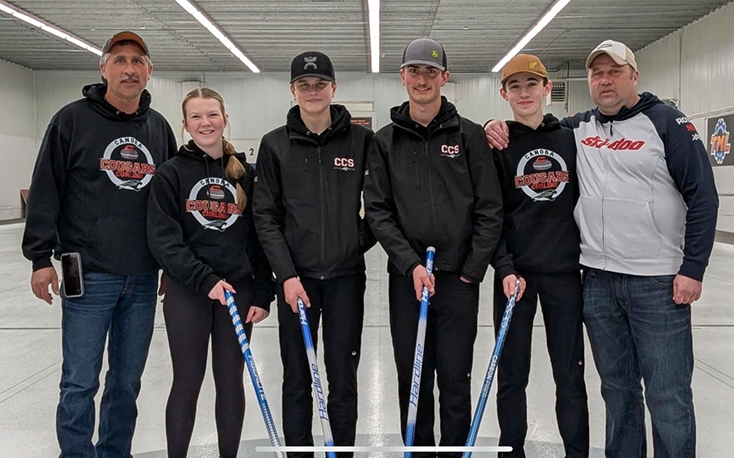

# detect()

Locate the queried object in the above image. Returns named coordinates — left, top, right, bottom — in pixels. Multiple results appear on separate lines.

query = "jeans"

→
left=57, top=271, right=157, bottom=458
left=583, top=268, right=695, bottom=458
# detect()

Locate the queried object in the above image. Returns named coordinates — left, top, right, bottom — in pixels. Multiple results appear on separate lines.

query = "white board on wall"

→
left=229, top=138, right=262, bottom=164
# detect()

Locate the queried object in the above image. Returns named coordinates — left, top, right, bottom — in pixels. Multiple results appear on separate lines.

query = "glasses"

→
left=294, top=81, right=331, bottom=92
left=403, top=66, right=443, bottom=79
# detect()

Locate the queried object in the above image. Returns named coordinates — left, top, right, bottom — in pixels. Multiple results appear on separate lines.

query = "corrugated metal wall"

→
left=636, top=1, right=734, bottom=196
left=0, top=59, right=36, bottom=219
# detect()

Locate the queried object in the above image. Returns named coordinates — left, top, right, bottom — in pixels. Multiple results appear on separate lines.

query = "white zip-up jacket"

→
left=563, top=92, right=718, bottom=281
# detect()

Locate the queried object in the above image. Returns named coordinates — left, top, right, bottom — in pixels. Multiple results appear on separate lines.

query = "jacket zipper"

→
left=395, top=122, right=451, bottom=267
left=317, top=146, right=326, bottom=278
left=424, top=141, right=438, bottom=256
left=600, top=122, right=612, bottom=269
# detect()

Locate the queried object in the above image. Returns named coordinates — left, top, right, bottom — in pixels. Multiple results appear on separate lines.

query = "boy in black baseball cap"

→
left=253, top=51, right=375, bottom=457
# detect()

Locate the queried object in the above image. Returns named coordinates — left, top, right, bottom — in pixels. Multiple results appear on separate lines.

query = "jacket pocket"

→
left=574, top=196, right=603, bottom=255
left=603, top=198, right=663, bottom=260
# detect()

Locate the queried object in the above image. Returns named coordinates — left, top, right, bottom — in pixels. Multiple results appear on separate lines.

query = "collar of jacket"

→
left=593, top=91, right=661, bottom=124
left=390, top=96, right=459, bottom=139
left=82, top=83, right=152, bottom=121
left=286, top=104, right=352, bottom=144
left=506, top=113, right=561, bottom=138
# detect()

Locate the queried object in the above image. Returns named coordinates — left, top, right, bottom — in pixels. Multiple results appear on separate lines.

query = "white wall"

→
left=2, top=68, right=593, bottom=221
left=0, top=59, right=36, bottom=220
left=636, top=1, right=734, bottom=197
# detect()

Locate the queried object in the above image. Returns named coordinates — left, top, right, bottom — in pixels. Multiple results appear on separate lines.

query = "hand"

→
left=460, top=275, right=473, bottom=284
left=502, top=274, right=527, bottom=301
left=158, top=272, right=167, bottom=296
left=412, top=265, right=436, bottom=301
left=673, top=274, right=702, bottom=305
left=484, top=119, right=510, bottom=149
left=246, top=306, right=270, bottom=324
left=283, top=277, right=310, bottom=313
left=31, top=266, right=60, bottom=305
left=208, top=280, right=236, bottom=306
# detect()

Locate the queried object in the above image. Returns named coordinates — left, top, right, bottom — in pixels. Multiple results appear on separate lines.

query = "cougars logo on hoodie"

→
left=99, top=137, right=157, bottom=191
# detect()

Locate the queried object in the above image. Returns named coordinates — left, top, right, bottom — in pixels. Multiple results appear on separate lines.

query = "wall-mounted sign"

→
left=707, top=115, right=733, bottom=166
left=351, top=117, right=373, bottom=130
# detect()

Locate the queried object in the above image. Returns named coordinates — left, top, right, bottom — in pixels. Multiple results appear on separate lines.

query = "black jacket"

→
left=364, top=97, right=503, bottom=282
left=491, top=113, right=581, bottom=280
left=147, top=141, right=274, bottom=309
left=22, top=83, right=177, bottom=275
left=253, top=104, right=375, bottom=283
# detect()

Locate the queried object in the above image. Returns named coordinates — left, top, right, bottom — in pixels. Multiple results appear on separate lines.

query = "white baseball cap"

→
left=586, top=40, right=637, bottom=71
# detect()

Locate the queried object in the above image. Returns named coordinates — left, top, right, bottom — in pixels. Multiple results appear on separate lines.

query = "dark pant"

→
left=56, top=271, right=157, bottom=458
left=163, top=278, right=253, bottom=458
left=494, top=272, right=589, bottom=458
left=389, top=272, right=479, bottom=458
left=278, top=273, right=366, bottom=458
left=583, top=269, right=695, bottom=458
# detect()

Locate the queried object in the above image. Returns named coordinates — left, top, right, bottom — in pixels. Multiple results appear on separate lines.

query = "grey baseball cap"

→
left=401, top=38, right=447, bottom=71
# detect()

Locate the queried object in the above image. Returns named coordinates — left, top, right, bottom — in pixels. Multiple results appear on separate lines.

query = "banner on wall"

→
left=707, top=115, right=733, bottom=167
left=351, top=117, right=373, bottom=130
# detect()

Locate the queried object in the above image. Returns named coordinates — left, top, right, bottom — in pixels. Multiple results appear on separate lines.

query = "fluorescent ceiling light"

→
left=0, top=0, right=101, bottom=56
left=491, top=0, right=572, bottom=73
left=368, top=0, right=380, bottom=73
left=174, top=0, right=259, bottom=73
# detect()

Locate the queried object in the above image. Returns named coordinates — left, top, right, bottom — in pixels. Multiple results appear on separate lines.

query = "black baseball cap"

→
left=401, top=38, right=447, bottom=71
left=290, top=51, right=335, bottom=83
left=102, top=31, right=150, bottom=56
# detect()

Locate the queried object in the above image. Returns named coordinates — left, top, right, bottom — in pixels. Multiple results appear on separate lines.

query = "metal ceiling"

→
left=0, top=0, right=731, bottom=73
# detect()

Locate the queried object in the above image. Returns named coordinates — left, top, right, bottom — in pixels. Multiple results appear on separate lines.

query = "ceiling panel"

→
left=0, top=0, right=731, bottom=73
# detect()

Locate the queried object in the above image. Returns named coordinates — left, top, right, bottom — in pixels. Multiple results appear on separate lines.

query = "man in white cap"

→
left=364, top=37, right=503, bottom=457
left=485, top=39, right=718, bottom=458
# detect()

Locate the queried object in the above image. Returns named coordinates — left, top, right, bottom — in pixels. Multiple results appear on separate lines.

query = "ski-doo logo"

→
left=440, top=144, right=460, bottom=158
left=185, top=177, right=240, bottom=232
left=333, top=157, right=356, bottom=171
left=514, top=149, right=570, bottom=202
left=581, top=136, right=645, bottom=151
left=100, top=137, right=156, bottom=191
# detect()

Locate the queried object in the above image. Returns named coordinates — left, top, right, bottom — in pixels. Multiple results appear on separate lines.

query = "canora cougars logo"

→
left=514, top=148, right=570, bottom=202
left=304, top=56, right=318, bottom=70
left=99, top=137, right=156, bottom=191
left=185, top=177, right=241, bottom=232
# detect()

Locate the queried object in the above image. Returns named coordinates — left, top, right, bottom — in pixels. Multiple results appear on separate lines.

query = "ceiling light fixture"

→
left=174, top=0, right=259, bottom=73
left=368, top=0, right=380, bottom=73
left=491, top=0, right=572, bottom=73
left=0, top=0, right=101, bottom=56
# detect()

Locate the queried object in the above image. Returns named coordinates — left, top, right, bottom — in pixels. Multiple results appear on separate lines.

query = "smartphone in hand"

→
left=61, top=252, right=84, bottom=298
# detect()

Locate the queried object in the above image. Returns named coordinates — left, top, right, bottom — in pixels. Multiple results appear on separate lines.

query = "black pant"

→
left=390, top=272, right=480, bottom=458
left=163, top=278, right=253, bottom=458
left=278, top=273, right=366, bottom=458
left=493, top=272, right=589, bottom=458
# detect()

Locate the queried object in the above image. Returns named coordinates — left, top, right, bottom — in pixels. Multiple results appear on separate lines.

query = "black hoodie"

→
left=491, top=113, right=580, bottom=280
left=147, top=141, right=274, bottom=309
left=364, top=97, right=503, bottom=282
left=253, top=104, right=375, bottom=283
left=22, top=83, right=177, bottom=275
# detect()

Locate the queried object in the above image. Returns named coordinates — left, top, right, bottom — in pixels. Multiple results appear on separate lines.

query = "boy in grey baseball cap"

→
left=365, top=36, right=503, bottom=457
left=401, top=37, right=447, bottom=71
